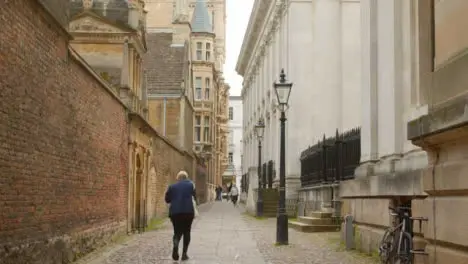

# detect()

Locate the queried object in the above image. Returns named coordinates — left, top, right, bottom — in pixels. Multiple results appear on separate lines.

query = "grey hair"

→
left=176, top=170, right=189, bottom=180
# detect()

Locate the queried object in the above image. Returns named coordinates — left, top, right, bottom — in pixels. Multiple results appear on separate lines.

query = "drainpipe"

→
left=163, top=97, right=167, bottom=136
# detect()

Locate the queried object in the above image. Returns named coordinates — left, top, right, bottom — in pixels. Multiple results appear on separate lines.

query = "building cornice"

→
left=238, top=0, right=287, bottom=98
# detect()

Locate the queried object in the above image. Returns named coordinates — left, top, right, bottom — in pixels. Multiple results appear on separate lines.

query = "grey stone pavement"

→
left=81, top=202, right=378, bottom=264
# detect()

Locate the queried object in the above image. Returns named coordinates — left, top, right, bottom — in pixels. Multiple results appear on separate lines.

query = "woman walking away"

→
left=230, top=183, right=239, bottom=206
left=165, top=170, right=197, bottom=261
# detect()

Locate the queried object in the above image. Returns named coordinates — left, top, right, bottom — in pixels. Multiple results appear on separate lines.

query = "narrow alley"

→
left=80, top=203, right=377, bottom=264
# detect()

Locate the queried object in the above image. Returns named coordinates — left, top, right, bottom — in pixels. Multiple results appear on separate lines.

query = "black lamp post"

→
left=255, top=118, right=265, bottom=217
left=273, top=69, right=293, bottom=245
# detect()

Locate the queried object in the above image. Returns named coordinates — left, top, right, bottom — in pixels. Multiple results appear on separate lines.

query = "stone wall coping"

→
left=408, top=93, right=468, bottom=147
left=339, top=169, right=426, bottom=199
left=298, top=183, right=340, bottom=191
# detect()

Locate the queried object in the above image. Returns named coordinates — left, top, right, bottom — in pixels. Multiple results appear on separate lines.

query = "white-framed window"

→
left=205, top=42, right=211, bottom=61
left=228, top=152, right=233, bottom=164
left=195, top=115, right=201, bottom=142
left=229, top=107, right=233, bottom=120
left=204, top=77, right=210, bottom=100
left=196, top=42, right=203, bottom=60
left=195, top=77, right=202, bottom=100
left=203, top=116, right=210, bottom=142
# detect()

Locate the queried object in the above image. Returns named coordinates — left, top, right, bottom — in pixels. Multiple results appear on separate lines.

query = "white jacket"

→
left=230, top=186, right=239, bottom=196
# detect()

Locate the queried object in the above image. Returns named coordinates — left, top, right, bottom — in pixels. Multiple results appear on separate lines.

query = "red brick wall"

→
left=0, top=1, right=129, bottom=262
left=148, top=137, right=195, bottom=219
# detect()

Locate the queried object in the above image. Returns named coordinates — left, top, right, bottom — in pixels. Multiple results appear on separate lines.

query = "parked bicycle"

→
left=378, top=206, right=427, bottom=264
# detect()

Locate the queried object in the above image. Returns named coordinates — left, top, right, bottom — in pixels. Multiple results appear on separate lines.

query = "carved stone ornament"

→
left=83, top=0, right=93, bottom=9
left=70, top=17, right=123, bottom=33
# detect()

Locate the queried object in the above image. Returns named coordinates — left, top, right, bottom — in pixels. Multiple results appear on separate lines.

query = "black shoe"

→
left=172, top=247, right=179, bottom=261
left=181, top=253, right=189, bottom=261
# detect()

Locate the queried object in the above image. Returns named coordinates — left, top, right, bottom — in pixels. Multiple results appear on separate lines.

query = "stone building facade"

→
left=0, top=0, right=193, bottom=262
left=339, top=0, right=468, bottom=263
left=228, top=96, right=243, bottom=190
left=143, top=0, right=230, bottom=201
left=236, top=0, right=361, bottom=212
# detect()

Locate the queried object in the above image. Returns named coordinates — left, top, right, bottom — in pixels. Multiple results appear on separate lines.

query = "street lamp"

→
left=254, top=118, right=265, bottom=217
left=273, top=69, right=293, bottom=245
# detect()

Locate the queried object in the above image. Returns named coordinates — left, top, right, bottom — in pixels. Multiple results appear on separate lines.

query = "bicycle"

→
left=379, top=206, right=427, bottom=264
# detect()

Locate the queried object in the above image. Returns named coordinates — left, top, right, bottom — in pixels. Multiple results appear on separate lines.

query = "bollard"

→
left=344, top=215, right=355, bottom=250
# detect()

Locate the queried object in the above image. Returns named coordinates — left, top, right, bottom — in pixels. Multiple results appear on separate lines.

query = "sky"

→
left=224, top=0, right=255, bottom=96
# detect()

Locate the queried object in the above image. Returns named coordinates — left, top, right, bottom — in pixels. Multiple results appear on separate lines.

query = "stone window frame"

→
left=206, top=42, right=212, bottom=61
left=228, top=152, right=233, bottom=164
left=205, top=77, right=210, bottom=100
left=196, top=42, right=203, bottom=60
left=203, top=116, right=210, bottom=142
left=195, top=115, right=202, bottom=142
left=195, top=77, right=202, bottom=100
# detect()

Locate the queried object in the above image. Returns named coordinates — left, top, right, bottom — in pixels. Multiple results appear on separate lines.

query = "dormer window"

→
left=196, top=42, right=203, bottom=60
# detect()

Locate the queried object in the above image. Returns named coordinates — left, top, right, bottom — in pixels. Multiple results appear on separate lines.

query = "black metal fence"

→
left=300, top=128, right=361, bottom=187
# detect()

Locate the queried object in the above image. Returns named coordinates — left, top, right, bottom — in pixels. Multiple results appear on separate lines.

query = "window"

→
left=195, top=115, right=201, bottom=141
left=228, top=152, right=233, bottom=164
left=196, top=42, right=203, bottom=60
left=229, top=107, right=233, bottom=120
left=206, top=43, right=211, bottom=61
left=211, top=11, right=215, bottom=32
left=203, top=116, right=210, bottom=142
left=204, top=78, right=210, bottom=100
left=195, top=77, right=202, bottom=100
left=229, top=130, right=234, bottom=145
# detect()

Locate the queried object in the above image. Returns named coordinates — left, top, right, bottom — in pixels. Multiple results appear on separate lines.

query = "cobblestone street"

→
left=80, top=202, right=377, bottom=264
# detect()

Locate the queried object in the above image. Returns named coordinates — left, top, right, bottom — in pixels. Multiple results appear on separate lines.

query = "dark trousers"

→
left=170, top=213, right=194, bottom=253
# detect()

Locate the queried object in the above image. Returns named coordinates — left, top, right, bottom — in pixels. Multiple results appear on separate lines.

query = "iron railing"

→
left=300, top=128, right=361, bottom=187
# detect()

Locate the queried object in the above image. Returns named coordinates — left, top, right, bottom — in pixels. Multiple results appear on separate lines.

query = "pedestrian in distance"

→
left=230, top=183, right=239, bottom=206
left=165, top=170, right=198, bottom=261
left=215, top=185, right=223, bottom=201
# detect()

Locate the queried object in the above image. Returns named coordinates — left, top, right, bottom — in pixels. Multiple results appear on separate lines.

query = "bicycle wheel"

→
left=379, top=228, right=397, bottom=263
left=395, top=232, right=413, bottom=264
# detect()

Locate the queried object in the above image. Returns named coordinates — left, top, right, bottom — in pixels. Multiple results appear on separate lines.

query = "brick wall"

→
left=148, top=137, right=194, bottom=219
left=0, top=1, right=128, bottom=262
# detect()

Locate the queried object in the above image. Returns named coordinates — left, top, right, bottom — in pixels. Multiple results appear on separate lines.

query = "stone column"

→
left=284, top=1, right=314, bottom=199
left=375, top=0, right=404, bottom=173
left=356, top=0, right=379, bottom=178
left=321, top=186, right=334, bottom=213
left=312, top=0, right=342, bottom=135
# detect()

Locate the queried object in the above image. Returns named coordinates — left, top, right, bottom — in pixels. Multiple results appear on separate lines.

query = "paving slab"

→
left=82, top=202, right=266, bottom=264
left=77, top=202, right=377, bottom=264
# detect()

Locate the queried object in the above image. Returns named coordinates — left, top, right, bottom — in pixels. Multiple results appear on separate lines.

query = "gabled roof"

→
left=69, top=11, right=133, bottom=33
left=143, top=33, right=186, bottom=95
left=191, top=0, right=213, bottom=33
left=70, top=0, right=131, bottom=30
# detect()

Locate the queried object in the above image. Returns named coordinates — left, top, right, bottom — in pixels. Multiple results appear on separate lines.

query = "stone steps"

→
left=298, top=216, right=333, bottom=225
left=288, top=220, right=340, bottom=233
left=288, top=211, right=340, bottom=233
